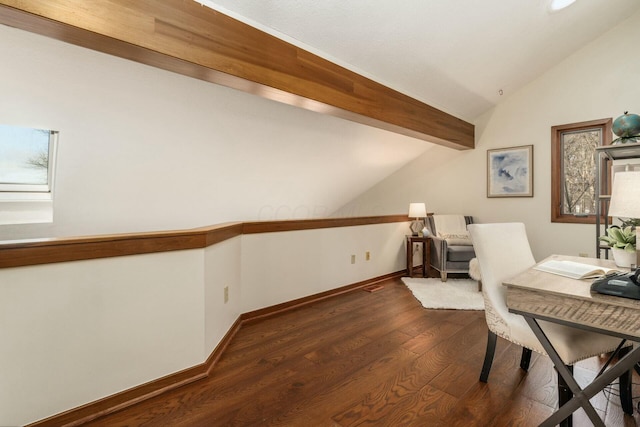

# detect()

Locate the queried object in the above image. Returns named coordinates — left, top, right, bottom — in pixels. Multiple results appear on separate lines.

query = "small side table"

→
left=406, top=235, right=432, bottom=278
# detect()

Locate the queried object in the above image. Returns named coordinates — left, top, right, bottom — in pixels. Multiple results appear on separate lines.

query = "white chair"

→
left=468, top=222, right=632, bottom=427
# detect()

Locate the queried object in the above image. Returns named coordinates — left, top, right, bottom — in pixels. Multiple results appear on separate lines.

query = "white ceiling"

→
left=201, top=0, right=640, bottom=122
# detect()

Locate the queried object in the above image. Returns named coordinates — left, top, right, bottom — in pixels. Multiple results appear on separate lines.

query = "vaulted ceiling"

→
left=2, top=0, right=640, bottom=238
left=201, top=0, right=640, bottom=122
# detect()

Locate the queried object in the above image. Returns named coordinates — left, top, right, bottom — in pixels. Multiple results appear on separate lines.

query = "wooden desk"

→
left=504, top=254, right=640, bottom=427
left=405, top=235, right=431, bottom=278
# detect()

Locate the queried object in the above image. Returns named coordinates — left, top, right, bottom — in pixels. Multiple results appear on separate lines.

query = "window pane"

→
left=0, top=124, right=51, bottom=189
left=561, top=128, right=601, bottom=215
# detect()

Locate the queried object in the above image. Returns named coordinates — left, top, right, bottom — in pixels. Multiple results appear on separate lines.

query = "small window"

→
left=551, top=119, right=611, bottom=223
left=0, top=124, right=57, bottom=194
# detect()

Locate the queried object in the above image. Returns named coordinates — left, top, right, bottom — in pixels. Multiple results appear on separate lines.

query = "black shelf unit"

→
left=595, top=143, right=640, bottom=258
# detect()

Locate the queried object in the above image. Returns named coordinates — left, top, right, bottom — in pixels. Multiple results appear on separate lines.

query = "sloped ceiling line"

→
left=0, top=0, right=475, bottom=149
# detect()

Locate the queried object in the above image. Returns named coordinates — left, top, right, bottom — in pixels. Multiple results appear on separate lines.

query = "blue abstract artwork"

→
left=487, top=145, right=533, bottom=197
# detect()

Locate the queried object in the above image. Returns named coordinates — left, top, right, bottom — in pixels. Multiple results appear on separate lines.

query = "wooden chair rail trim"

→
left=0, top=215, right=409, bottom=269
left=25, top=270, right=405, bottom=427
left=241, top=214, right=409, bottom=234
left=0, top=1, right=474, bottom=149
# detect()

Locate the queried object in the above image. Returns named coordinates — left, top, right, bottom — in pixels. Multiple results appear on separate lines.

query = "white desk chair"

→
left=468, top=222, right=632, bottom=427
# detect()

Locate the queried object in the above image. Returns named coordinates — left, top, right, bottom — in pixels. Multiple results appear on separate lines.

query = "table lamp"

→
left=608, top=171, right=640, bottom=267
left=408, top=202, right=427, bottom=236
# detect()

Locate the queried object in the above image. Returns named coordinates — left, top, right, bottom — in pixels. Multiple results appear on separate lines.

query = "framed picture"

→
left=487, top=145, right=533, bottom=198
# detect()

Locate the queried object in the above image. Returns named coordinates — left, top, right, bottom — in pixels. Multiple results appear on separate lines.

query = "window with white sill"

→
left=0, top=124, right=58, bottom=225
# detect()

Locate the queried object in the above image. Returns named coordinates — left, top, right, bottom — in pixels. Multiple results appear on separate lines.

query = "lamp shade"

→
left=608, top=171, right=640, bottom=218
left=408, top=202, right=427, bottom=218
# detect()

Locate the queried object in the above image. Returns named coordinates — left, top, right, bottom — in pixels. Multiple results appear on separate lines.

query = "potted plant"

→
left=599, top=225, right=637, bottom=267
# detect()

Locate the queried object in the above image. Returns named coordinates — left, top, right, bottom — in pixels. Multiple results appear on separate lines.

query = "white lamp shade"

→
left=608, top=171, right=640, bottom=218
left=408, top=202, right=427, bottom=218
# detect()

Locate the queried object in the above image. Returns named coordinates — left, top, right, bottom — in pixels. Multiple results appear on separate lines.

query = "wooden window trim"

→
left=551, top=118, right=612, bottom=224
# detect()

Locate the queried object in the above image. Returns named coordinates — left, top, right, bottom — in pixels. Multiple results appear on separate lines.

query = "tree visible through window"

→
left=0, top=124, right=57, bottom=193
left=551, top=119, right=611, bottom=223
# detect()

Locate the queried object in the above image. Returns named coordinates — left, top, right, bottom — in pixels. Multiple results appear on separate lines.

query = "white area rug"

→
left=401, top=278, right=484, bottom=310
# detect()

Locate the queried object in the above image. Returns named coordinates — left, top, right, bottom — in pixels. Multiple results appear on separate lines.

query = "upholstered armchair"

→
left=426, top=215, right=475, bottom=282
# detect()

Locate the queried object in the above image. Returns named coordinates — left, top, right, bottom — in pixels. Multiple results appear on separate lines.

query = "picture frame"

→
left=487, top=145, right=533, bottom=198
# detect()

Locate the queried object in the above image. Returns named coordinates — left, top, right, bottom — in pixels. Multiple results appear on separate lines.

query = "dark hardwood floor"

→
left=84, top=277, right=640, bottom=426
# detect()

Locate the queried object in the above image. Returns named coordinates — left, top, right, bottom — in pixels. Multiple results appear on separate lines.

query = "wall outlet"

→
left=365, top=251, right=371, bottom=261
left=579, top=253, right=589, bottom=257
left=224, top=286, right=229, bottom=303
left=414, top=243, right=420, bottom=253
left=351, top=254, right=356, bottom=264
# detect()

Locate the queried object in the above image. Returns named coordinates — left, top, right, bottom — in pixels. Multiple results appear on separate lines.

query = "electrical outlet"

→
left=224, top=286, right=229, bottom=303
left=365, top=251, right=371, bottom=261
left=351, top=254, right=356, bottom=264
left=579, top=253, right=588, bottom=257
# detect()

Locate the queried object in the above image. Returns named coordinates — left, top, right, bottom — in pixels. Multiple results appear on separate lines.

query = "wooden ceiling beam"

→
left=0, top=0, right=474, bottom=149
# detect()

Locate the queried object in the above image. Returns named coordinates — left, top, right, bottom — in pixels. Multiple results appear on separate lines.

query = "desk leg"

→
left=524, top=316, right=640, bottom=427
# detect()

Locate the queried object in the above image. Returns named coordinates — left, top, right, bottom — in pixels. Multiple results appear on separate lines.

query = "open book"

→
left=534, top=259, right=622, bottom=280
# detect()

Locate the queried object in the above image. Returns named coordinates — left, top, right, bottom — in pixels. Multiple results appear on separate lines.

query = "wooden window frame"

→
left=551, top=118, right=612, bottom=224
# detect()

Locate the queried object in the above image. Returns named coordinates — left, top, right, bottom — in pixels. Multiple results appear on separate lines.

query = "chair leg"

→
left=557, top=365, right=573, bottom=427
left=618, top=346, right=633, bottom=415
left=480, top=330, right=497, bottom=382
left=520, top=348, right=532, bottom=371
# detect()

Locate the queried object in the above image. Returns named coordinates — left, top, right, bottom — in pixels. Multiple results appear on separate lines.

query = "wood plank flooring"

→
left=84, top=277, right=640, bottom=426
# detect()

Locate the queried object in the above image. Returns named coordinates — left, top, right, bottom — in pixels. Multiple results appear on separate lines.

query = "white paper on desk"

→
left=533, top=260, right=621, bottom=280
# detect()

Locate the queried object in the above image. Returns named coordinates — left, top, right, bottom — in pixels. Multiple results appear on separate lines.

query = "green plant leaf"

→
left=600, top=225, right=637, bottom=250
left=609, top=227, right=625, bottom=242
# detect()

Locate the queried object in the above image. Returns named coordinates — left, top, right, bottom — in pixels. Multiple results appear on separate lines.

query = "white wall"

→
left=0, top=20, right=424, bottom=426
left=241, top=222, right=408, bottom=312
left=0, top=250, right=206, bottom=426
left=336, top=11, right=640, bottom=261
left=0, top=24, right=428, bottom=241
left=0, top=222, right=406, bottom=426
left=204, top=236, right=243, bottom=353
